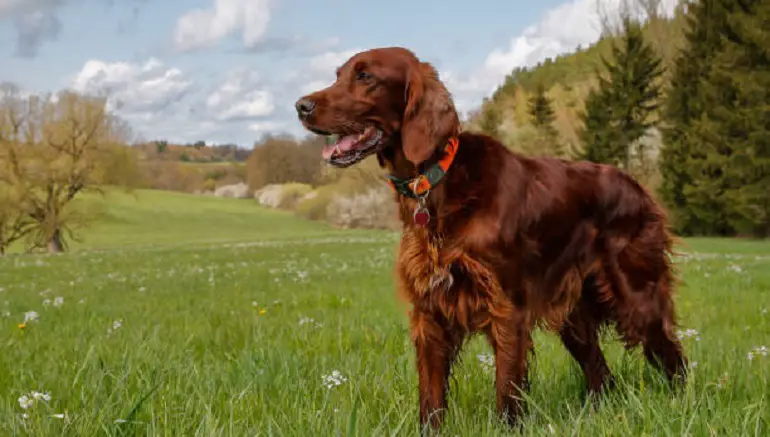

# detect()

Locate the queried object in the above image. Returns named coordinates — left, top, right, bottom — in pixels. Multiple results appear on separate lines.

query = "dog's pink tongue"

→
left=321, top=135, right=358, bottom=160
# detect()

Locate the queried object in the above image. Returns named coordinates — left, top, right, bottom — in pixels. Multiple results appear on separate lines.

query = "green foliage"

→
left=277, top=183, right=313, bottom=210
left=478, top=99, right=502, bottom=138
left=528, top=84, right=557, bottom=134
left=580, top=17, right=665, bottom=169
left=660, top=0, right=769, bottom=237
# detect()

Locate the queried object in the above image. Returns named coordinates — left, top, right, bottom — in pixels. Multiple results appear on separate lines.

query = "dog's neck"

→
left=381, top=136, right=460, bottom=199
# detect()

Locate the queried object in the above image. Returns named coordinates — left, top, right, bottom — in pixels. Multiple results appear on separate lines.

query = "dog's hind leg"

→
left=559, top=275, right=615, bottom=394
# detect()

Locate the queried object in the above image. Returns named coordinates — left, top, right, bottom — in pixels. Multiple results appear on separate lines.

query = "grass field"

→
left=1, top=190, right=768, bottom=436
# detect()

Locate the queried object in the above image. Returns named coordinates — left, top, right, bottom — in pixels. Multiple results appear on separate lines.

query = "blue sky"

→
left=0, top=0, right=661, bottom=146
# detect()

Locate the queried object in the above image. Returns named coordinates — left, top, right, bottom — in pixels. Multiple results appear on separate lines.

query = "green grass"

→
left=46, top=189, right=373, bottom=251
left=1, top=190, right=768, bottom=436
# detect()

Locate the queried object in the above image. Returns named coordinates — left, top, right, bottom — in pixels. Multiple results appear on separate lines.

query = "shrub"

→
left=326, top=186, right=399, bottom=230
left=277, top=183, right=313, bottom=210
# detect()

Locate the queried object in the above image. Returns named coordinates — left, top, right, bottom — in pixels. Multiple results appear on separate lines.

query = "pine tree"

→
left=659, top=0, right=736, bottom=235
left=696, top=0, right=770, bottom=236
left=528, top=84, right=557, bottom=135
left=527, top=84, right=565, bottom=157
left=580, top=17, right=665, bottom=170
left=478, top=99, right=502, bottom=139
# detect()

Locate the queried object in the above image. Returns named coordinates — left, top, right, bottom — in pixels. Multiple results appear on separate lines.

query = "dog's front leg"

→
left=410, top=309, right=462, bottom=433
left=486, top=309, right=534, bottom=428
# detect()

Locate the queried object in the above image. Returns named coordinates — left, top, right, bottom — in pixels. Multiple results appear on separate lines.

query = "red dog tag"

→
left=414, top=208, right=430, bottom=226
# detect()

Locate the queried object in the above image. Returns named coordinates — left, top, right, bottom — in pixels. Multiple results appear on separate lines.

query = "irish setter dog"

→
left=295, top=47, right=687, bottom=432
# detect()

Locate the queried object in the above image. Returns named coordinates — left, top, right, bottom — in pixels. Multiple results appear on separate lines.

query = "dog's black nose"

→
left=295, top=98, right=316, bottom=118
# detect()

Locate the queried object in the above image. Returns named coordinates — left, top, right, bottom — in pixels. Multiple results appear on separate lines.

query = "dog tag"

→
left=413, top=207, right=430, bottom=226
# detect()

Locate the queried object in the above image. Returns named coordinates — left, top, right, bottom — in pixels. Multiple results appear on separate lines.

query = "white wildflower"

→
left=51, top=413, right=67, bottom=419
left=677, top=328, right=700, bottom=342
left=107, top=319, right=123, bottom=335
left=321, top=370, right=348, bottom=389
left=53, top=297, right=64, bottom=307
left=18, top=395, right=33, bottom=409
left=689, top=361, right=698, bottom=369
left=477, top=353, right=495, bottom=374
left=23, top=311, right=39, bottom=323
left=748, top=345, right=768, bottom=361
left=728, top=264, right=743, bottom=273
left=42, top=298, right=51, bottom=307
left=31, top=391, right=51, bottom=402
left=547, top=423, right=556, bottom=435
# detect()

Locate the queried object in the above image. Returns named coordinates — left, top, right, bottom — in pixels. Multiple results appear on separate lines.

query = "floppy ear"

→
left=401, top=62, right=460, bottom=166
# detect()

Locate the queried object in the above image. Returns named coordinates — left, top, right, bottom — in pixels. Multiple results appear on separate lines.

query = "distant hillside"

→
left=466, top=9, right=687, bottom=157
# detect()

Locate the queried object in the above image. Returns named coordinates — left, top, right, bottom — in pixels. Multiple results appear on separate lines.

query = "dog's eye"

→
left=356, top=71, right=373, bottom=82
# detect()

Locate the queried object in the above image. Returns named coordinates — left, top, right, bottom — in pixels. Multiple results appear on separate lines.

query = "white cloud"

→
left=442, top=0, right=679, bottom=116
left=205, top=69, right=275, bottom=120
left=173, top=0, right=273, bottom=52
left=71, top=58, right=194, bottom=116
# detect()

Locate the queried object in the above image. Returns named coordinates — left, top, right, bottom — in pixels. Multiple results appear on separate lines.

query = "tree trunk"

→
left=47, top=228, right=64, bottom=253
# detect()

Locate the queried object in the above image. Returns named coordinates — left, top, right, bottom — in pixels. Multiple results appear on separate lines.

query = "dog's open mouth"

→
left=320, top=126, right=384, bottom=168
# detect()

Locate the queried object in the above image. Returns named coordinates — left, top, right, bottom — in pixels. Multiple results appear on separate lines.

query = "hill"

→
left=4, top=189, right=378, bottom=253
left=466, top=10, right=687, bottom=156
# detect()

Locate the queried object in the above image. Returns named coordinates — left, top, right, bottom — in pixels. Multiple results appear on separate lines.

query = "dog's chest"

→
left=396, top=228, right=510, bottom=331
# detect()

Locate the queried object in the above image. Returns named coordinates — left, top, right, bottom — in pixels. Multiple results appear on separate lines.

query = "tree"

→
left=478, top=98, right=502, bottom=139
left=580, top=17, right=665, bottom=171
left=690, top=0, right=770, bottom=237
left=0, top=89, right=132, bottom=253
left=526, top=84, right=566, bottom=158
left=528, top=84, right=557, bottom=134
left=659, top=0, right=743, bottom=236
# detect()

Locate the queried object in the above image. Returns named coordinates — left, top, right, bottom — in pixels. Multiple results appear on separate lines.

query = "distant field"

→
left=1, top=190, right=768, bottom=435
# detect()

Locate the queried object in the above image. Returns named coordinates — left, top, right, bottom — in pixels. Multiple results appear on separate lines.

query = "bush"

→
left=294, top=185, right=338, bottom=221
left=326, top=186, right=399, bottom=230
left=277, top=183, right=313, bottom=209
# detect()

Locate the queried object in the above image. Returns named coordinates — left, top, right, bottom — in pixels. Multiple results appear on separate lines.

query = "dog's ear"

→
left=401, top=61, right=459, bottom=166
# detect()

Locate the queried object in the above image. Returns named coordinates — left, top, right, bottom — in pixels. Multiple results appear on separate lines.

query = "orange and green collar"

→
left=386, top=137, right=459, bottom=199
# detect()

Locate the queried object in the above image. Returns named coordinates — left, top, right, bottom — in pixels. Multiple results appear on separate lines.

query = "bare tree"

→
left=0, top=88, right=131, bottom=253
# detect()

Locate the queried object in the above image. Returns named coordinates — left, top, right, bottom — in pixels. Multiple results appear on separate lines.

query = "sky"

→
left=0, top=0, right=677, bottom=147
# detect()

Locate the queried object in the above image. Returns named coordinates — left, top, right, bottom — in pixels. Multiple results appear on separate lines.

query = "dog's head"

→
left=294, top=47, right=460, bottom=169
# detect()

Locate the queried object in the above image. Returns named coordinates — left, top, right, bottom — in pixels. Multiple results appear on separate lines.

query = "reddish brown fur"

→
left=296, top=47, right=687, bottom=432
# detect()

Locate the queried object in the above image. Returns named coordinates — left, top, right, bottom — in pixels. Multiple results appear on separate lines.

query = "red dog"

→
left=295, top=47, right=687, bottom=431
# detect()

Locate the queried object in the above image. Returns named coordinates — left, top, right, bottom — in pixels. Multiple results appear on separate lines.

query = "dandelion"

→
left=18, top=323, right=25, bottom=330
left=321, top=370, right=348, bottom=389
left=23, top=311, right=39, bottom=323
left=259, top=309, right=267, bottom=316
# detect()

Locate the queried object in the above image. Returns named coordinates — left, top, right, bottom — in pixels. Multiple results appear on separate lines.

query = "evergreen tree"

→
left=659, top=0, right=736, bottom=235
left=580, top=17, right=665, bottom=170
left=527, top=84, right=565, bottom=157
left=528, top=84, right=557, bottom=135
left=478, top=99, right=502, bottom=139
left=694, top=0, right=770, bottom=236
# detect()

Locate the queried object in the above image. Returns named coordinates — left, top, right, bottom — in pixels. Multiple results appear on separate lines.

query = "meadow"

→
left=1, top=189, right=768, bottom=436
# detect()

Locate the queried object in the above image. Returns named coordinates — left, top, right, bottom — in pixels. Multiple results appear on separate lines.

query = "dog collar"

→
left=386, top=137, right=459, bottom=199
